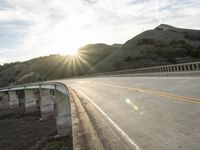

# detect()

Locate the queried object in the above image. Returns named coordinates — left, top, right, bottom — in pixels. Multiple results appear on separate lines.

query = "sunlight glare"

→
left=125, top=98, right=138, bottom=110
left=68, top=49, right=78, bottom=56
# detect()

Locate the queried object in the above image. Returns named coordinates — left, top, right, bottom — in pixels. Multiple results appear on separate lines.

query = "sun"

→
left=68, top=49, right=78, bottom=56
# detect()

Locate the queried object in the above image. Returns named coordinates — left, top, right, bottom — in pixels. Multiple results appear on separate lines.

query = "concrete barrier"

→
left=0, top=82, right=71, bottom=137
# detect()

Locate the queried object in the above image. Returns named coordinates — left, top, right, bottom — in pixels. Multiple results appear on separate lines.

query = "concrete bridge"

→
left=0, top=61, right=200, bottom=150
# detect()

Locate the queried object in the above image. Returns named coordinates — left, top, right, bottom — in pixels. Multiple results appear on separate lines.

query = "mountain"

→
left=89, top=24, right=200, bottom=73
left=0, top=44, right=118, bottom=87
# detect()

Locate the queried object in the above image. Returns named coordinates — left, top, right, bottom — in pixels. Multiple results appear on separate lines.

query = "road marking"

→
left=73, top=87, right=141, bottom=150
left=95, top=82, right=200, bottom=104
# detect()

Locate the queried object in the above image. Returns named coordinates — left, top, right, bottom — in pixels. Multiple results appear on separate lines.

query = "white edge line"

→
left=73, top=87, right=141, bottom=150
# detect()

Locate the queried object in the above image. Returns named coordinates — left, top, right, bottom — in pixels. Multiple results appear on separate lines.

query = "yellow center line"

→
left=95, top=82, right=200, bottom=104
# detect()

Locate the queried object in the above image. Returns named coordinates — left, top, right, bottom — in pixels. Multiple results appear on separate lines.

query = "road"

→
left=61, top=76, right=200, bottom=150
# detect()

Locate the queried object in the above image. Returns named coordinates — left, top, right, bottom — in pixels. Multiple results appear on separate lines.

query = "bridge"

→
left=0, top=61, right=200, bottom=150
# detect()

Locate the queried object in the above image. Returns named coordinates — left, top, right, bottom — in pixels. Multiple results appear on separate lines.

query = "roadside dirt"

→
left=0, top=108, right=72, bottom=150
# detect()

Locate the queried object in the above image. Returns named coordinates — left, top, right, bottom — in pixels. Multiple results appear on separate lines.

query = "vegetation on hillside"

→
left=0, top=44, right=117, bottom=87
left=90, top=24, right=200, bottom=73
left=136, top=39, right=200, bottom=62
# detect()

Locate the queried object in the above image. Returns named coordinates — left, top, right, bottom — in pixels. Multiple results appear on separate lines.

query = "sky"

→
left=0, top=0, right=200, bottom=64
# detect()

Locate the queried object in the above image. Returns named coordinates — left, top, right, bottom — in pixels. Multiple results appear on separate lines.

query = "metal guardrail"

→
left=88, top=61, right=200, bottom=76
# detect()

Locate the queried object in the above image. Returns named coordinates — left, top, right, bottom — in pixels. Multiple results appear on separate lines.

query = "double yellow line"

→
left=95, top=82, right=200, bottom=104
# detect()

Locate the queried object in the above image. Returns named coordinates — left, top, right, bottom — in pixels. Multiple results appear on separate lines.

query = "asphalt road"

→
left=61, top=76, right=200, bottom=150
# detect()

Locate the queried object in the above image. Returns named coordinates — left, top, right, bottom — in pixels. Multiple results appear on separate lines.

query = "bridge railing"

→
left=0, top=82, right=71, bottom=137
left=88, top=61, right=200, bottom=76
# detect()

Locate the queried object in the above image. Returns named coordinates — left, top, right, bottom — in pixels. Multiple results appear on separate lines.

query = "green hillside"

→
left=89, top=24, right=200, bottom=73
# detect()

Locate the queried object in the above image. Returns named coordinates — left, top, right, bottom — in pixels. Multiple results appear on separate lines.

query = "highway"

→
left=61, top=76, right=200, bottom=150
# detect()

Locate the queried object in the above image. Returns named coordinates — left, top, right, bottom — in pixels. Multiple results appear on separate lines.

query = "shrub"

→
left=124, top=56, right=133, bottom=62
left=137, top=38, right=156, bottom=46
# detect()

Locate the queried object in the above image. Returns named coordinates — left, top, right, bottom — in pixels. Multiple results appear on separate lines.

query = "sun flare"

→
left=67, top=49, right=78, bottom=56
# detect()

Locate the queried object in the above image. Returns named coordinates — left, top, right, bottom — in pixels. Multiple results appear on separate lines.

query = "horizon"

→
left=0, top=0, right=200, bottom=64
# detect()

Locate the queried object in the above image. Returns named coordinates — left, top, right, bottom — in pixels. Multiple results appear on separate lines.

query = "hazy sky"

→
left=0, top=0, right=200, bottom=64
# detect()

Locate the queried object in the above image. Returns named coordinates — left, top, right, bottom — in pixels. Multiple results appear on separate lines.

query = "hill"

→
left=89, top=24, right=200, bottom=73
left=0, top=44, right=117, bottom=87
left=1, top=24, right=200, bottom=87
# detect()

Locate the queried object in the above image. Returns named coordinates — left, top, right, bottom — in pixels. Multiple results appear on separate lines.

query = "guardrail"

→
left=0, top=82, right=71, bottom=137
left=88, top=61, right=200, bottom=76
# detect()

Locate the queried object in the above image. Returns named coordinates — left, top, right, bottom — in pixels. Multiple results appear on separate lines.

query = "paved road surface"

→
left=61, top=76, right=200, bottom=150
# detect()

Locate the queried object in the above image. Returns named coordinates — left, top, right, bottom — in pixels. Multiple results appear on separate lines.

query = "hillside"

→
left=0, top=44, right=117, bottom=87
left=89, top=24, right=200, bottom=73
left=1, top=24, right=200, bottom=87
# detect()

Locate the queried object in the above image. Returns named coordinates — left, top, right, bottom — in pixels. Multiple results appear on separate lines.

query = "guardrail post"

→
left=166, top=67, right=169, bottom=72
left=177, top=66, right=179, bottom=71
left=163, top=67, right=165, bottom=72
left=170, top=66, right=173, bottom=72
left=188, top=65, right=191, bottom=71
left=39, top=88, right=55, bottom=120
left=173, top=66, right=176, bottom=72
left=181, top=65, right=184, bottom=71
left=186, top=65, right=189, bottom=71
left=8, top=90, right=19, bottom=109
left=197, top=64, right=200, bottom=70
left=162, top=67, right=165, bottom=72
left=177, top=66, right=181, bottom=71
left=179, top=65, right=182, bottom=71
left=184, top=65, right=187, bottom=71
left=192, top=64, right=196, bottom=71
left=168, top=67, right=171, bottom=72
left=54, top=86, right=72, bottom=137
left=24, top=89, right=39, bottom=112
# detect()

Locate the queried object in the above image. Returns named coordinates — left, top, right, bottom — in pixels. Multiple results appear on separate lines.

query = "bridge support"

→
left=24, top=89, right=39, bottom=112
left=54, top=90, right=72, bottom=136
left=8, top=91, right=19, bottom=109
left=39, top=89, right=55, bottom=120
